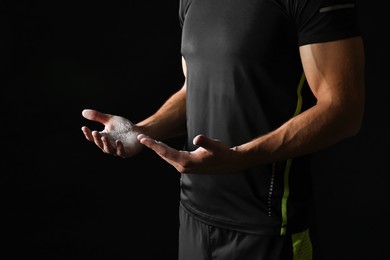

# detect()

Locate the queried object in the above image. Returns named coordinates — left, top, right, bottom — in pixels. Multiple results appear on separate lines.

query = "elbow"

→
left=336, top=87, right=365, bottom=138
left=343, top=103, right=365, bottom=138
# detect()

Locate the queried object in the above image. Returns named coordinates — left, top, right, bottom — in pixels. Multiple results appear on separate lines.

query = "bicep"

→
left=299, top=37, right=365, bottom=107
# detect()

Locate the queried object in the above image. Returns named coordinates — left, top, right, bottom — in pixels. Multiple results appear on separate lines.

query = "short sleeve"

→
left=288, top=0, right=362, bottom=46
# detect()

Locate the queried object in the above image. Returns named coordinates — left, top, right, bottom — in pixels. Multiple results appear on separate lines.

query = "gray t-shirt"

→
left=179, top=0, right=361, bottom=235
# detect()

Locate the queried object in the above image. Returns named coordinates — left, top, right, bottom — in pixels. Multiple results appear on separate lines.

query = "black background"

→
left=2, top=1, right=389, bottom=259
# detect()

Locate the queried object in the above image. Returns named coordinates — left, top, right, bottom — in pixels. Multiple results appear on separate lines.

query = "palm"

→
left=81, top=109, right=143, bottom=158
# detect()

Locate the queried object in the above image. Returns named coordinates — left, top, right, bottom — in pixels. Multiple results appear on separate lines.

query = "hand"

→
left=137, top=134, right=242, bottom=174
left=81, top=109, right=144, bottom=158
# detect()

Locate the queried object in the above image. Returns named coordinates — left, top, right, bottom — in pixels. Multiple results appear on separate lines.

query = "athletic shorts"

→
left=178, top=204, right=313, bottom=260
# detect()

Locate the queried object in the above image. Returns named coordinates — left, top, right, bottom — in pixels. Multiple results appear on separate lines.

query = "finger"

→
left=92, top=131, right=105, bottom=150
left=81, top=126, right=94, bottom=142
left=82, top=109, right=112, bottom=125
left=101, top=135, right=117, bottom=154
left=193, top=134, right=218, bottom=151
left=138, top=134, right=179, bottom=160
left=116, top=140, right=125, bottom=158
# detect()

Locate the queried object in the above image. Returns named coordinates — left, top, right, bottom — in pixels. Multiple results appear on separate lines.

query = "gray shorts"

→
left=178, top=204, right=312, bottom=260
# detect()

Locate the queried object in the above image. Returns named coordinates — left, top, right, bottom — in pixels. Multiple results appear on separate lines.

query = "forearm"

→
left=236, top=99, right=364, bottom=166
left=236, top=37, right=366, bottom=167
left=136, top=85, right=187, bottom=140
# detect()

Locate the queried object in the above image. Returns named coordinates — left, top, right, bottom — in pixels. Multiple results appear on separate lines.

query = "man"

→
left=81, top=0, right=365, bottom=259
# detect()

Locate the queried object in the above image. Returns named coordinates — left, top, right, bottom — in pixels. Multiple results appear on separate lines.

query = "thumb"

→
left=82, top=109, right=112, bottom=124
left=193, top=135, right=219, bottom=151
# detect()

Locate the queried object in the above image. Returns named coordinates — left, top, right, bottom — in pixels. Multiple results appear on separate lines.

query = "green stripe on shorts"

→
left=291, top=229, right=313, bottom=260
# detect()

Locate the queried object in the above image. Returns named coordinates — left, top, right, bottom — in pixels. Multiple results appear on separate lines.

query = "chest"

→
left=181, top=0, right=297, bottom=60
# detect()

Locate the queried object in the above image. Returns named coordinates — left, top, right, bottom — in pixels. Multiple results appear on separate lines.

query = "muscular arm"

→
left=137, top=86, right=187, bottom=140
left=137, top=56, right=188, bottom=141
left=237, top=36, right=365, bottom=165
left=138, top=37, right=365, bottom=174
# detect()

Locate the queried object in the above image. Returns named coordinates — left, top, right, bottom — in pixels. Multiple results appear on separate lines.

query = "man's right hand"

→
left=81, top=109, right=144, bottom=158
